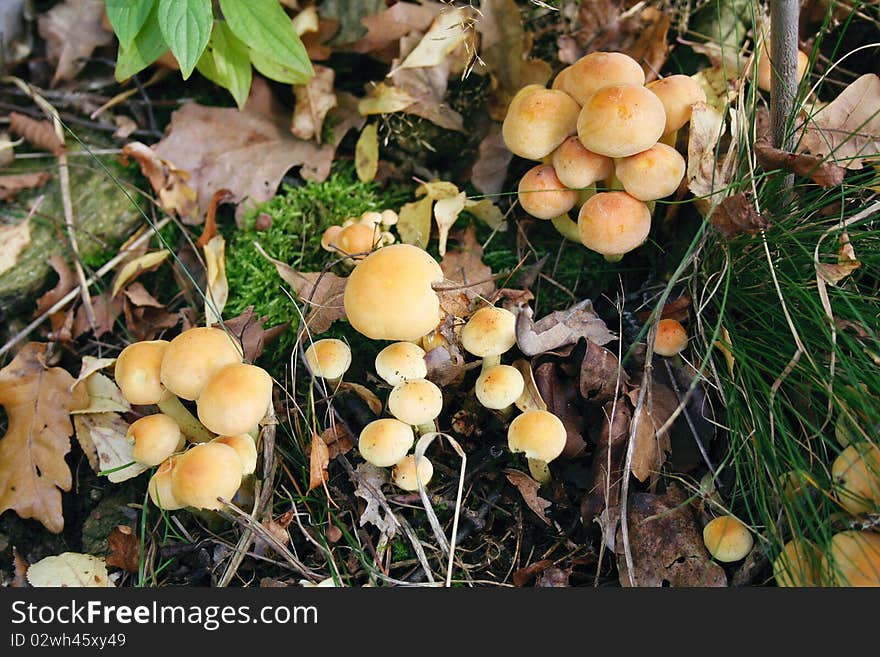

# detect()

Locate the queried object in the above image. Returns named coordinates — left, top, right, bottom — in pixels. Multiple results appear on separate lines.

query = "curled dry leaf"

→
left=307, top=432, right=330, bottom=493
left=73, top=412, right=146, bottom=484
left=513, top=358, right=547, bottom=412
left=353, top=462, right=397, bottom=539
left=9, top=112, right=65, bottom=155
left=512, top=559, right=554, bottom=587
left=755, top=138, right=845, bottom=188
left=627, top=377, right=679, bottom=483
left=817, top=231, right=861, bottom=286
left=122, top=282, right=178, bottom=342
left=471, top=124, right=513, bottom=197
left=12, top=548, right=29, bottom=588
left=439, top=225, right=497, bottom=316
left=0, top=218, right=30, bottom=275
left=710, top=192, right=770, bottom=239
left=37, top=0, right=113, bottom=85
left=687, top=102, right=731, bottom=202
left=580, top=340, right=625, bottom=404
left=111, top=250, right=170, bottom=297
left=27, top=552, right=111, bottom=587
left=357, top=82, right=417, bottom=116
left=392, top=6, right=474, bottom=72
left=534, top=360, right=587, bottom=458
left=0, top=172, right=51, bottom=202
left=516, top=299, right=616, bottom=357
left=70, top=371, right=129, bottom=415
left=34, top=254, right=74, bottom=317
left=292, top=65, right=338, bottom=142
left=223, top=307, right=271, bottom=362
left=121, top=142, right=198, bottom=219
left=505, top=469, right=552, bottom=525
left=203, top=235, right=228, bottom=327
left=433, top=191, right=466, bottom=257
left=106, top=525, right=140, bottom=573
left=352, top=1, right=441, bottom=56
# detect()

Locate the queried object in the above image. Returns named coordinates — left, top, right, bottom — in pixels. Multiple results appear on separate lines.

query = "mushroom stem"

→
left=550, top=212, right=582, bottom=242
left=157, top=394, right=214, bottom=443
left=480, top=354, right=502, bottom=372
left=416, top=421, right=437, bottom=436
left=527, top=458, right=552, bottom=484
left=603, top=169, right=624, bottom=192
left=659, top=129, right=678, bottom=148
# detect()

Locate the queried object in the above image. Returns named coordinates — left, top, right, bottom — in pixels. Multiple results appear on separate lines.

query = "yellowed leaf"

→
left=419, top=180, right=460, bottom=200
left=73, top=412, right=146, bottom=483
left=715, top=325, right=736, bottom=375
left=687, top=102, right=730, bottom=202
left=0, top=219, right=30, bottom=276
left=358, top=82, right=416, bottom=116
left=291, top=5, right=319, bottom=35
left=112, top=250, right=169, bottom=297
left=394, top=7, right=473, bottom=72
left=308, top=432, right=330, bottom=493
left=505, top=469, right=551, bottom=525
left=433, top=191, right=466, bottom=257
left=204, top=235, right=228, bottom=326
left=72, top=356, right=117, bottom=388
left=71, top=372, right=130, bottom=415
left=26, top=552, right=111, bottom=587
left=463, top=197, right=506, bottom=231
left=355, top=123, right=379, bottom=183
left=397, top=196, right=433, bottom=249
left=291, top=65, right=337, bottom=142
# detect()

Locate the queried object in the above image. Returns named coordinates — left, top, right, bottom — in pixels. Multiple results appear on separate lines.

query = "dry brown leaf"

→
left=755, top=138, right=845, bottom=188
left=512, top=559, right=554, bottom=587
left=34, top=254, right=74, bottom=316
left=106, top=525, right=140, bottom=573
left=292, top=65, right=338, bottom=142
left=203, top=235, right=228, bottom=327
left=0, top=343, right=81, bottom=533
left=439, top=225, right=497, bottom=317
left=817, top=231, right=861, bottom=285
left=535, top=567, right=571, bottom=587
left=301, top=17, right=340, bottom=61
left=12, top=548, right=29, bottom=587
left=505, top=469, right=552, bottom=525
left=710, top=192, right=770, bottom=239
left=534, top=361, right=587, bottom=458
left=153, top=78, right=336, bottom=224
left=800, top=73, right=880, bottom=169
left=352, top=1, right=441, bottom=55
left=73, top=292, right=122, bottom=339
left=37, top=0, right=113, bottom=85
left=353, top=462, right=397, bottom=538
left=121, top=142, right=198, bottom=219
left=307, top=432, right=330, bottom=493
left=516, top=299, right=616, bottom=357
left=111, top=249, right=169, bottom=297
left=9, top=112, right=65, bottom=155
left=627, top=380, right=679, bottom=483
left=579, top=340, right=624, bottom=404
left=625, top=8, right=670, bottom=82
left=471, top=124, right=513, bottom=197
left=615, top=486, right=727, bottom=587
left=393, top=6, right=473, bottom=72
left=223, top=307, right=271, bottom=362
left=687, top=101, right=730, bottom=201
left=0, top=218, right=30, bottom=275
left=27, top=552, right=111, bottom=587
left=73, top=412, right=145, bottom=483
left=513, top=358, right=546, bottom=412
left=122, top=282, right=178, bottom=341
left=0, top=172, right=51, bottom=202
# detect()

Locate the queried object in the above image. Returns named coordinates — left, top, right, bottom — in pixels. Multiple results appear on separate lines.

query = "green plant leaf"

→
left=115, top=2, right=167, bottom=81
left=157, top=0, right=213, bottom=79
left=219, top=0, right=314, bottom=82
left=105, top=0, right=156, bottom=48
left=212, top=22, right=252, bottom=109
left=249, top=49, right=310, bottom=85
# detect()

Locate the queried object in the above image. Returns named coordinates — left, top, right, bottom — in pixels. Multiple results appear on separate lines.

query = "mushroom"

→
left=824, top=530, right=880, bottom=586
left=646, top=74, right=707, bottom=137
left=375, top=341, right=428, bottom=386
left=114, top=339, right=170, bottom=405
left=831, top=442, right=880, bottom=515
left=614, top=142, right=686, bottom=202
left=576, top=84, right=666, bottom=158
left=517, top=164, right=579, bottom=220
left=211, top=433, right=258, bottom=476
left=387, top=378, right=444, bottom=435
left=773, top=539, right=822, bottom=587
left=358, top=418, right=415, bottom=467
left=127, top=413, right=184, bottom=466
left=475, top=364, right=525, bottom=411
left=160, top=326, right=243, bottom=401
left=702, top=515, right=753, bottom=562
left=170, top=442, right=244, bottom=510
left=577, top=191, right=652, bottom=261
left=322, top=222, right=379, bottom=264
left=343, top=243, right=445, bottom=342
left=756, top=44, right=809, bottom=93
left=304, top=338, right=352, bottom=386
left=148, top=455, right=184, bottom=510
left=196, top=363, right=274, bottom=436
left=507, top=409, right=567, bottom=483
left=551, top=136, right=614, bottom=191
left=392, top=454, right=434, bottom=491
left=460, top=305, right=517, bottom=370
left=501, top=85, right=581, bottom=161
left=653, top=318, right=689, bottom=357
left=561, top=51, right=646, bottom=105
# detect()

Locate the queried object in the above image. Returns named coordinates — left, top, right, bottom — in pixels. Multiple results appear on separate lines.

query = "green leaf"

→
left=105, top=0, right=156, bottom=48
left=157, top=0, right=213, bottom=79
left=219, top=0, right=314, bottom=80
left=115, top=3, right=167, bottom=81
left=212, top=22, right=252, bottom=109
left=249, top=49, right=311, bottom=85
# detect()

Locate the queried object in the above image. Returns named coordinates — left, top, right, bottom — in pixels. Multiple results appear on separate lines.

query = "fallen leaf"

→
left=122, top=282, right=178, bottom=341
left=357, top=81, right=417, bottom=116
left=800, top=73, right=880, bottom=169
left=37, top=0, right=113, bottom=84
left=513, top=358, right=546, bottom=412
left=292, top=64, right=338, bottom=142
left=106, top=525, right=140, bottom=573
left=26, top=552, right=112, bottom=587
left=715, top=325, right=736, bottom=375
left=579, top=340, right=624, bottom=404
left=223, top=307, right=271, bottom=362
left=424, top=341, right=467, bottom=388
left=615, top=486, right=727, bottom=587
left=337, top=381, right=383, bottom=417
left=438, top=225, right=497, bottom=317
left=355, top=123, right=379, bottom=183
left=463, top=197, right=506, bottom=231
left=71, top=356, right=117, bottom=388
left=0, top=131, right=16, bottom=168
left=9, top=112, right=65, bottom=155
left=352, top=1, right=441, bottom=55
left=505, top=469, right=552, bottom=525
left=534, top=360, right=587, bottom=458
left=516, top=300, right=616, bottom=357
left=34, top=254, right=74, bottom=316
left=636, top=294, right=692, bottom=324
left=687, top=101, right=732, bottom=201
left=320, top=424, right=355, bottom=459
left=396, top=195, right=433, bottom=249
left=203, top=235, right=228, bottom=327
left=73, top=292, right=123, bottom=339
left=535, top=567, right=571, bottom=587
left=0, top=218, right=30, bottom=275
left=0, top=172, right=51, bottom=201
left=393, top=6, right=473, bottom=72
left=301, top=17, right=339, bottom=61
left=0, top=343, right=81, bottom=533
left=512, top=559, right=553, bottom=587
left=625, top=8, right=671, bottom=82
left=353, top=462, right=397, bottom=538
left=755, top=138, right=845, bottom=188
left=433, top=190, right=466, bottom=257
left=111, top=250, right=169, bottom=297
left=73, top=412, right=146, bottom=483
left=195, top=189, right=234, bottom=248
left=307, top=432, right=330, bottom=493
left=71, top=371, right=130, bottom=415
left=627, top=379, right=680, bottom=483
left=12, top=548, right=29, bottom=587
left=121, top=142, right=199, bottom=219
left=817, top=231, right=862, bottom=285
left=470, top=124, right=513, bottom=197
left=710, top=192, right=770, bottom=239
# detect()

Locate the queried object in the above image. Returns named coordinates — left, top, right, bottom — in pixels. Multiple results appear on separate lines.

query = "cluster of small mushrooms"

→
left=321, top=209, right=399, bottom=267
left=114, top=326, right=272, bottom=511
left=503, top=51, right=706, bottom=261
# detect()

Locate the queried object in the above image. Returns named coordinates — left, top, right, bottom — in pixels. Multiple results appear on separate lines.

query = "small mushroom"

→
left=210, top=433, right=258, bottom=476
left=375, top=341, right=428, bottom=386
left=831, top=442, right=880, bottom=515
left=561, top=51, right=646, bottom=105
left=196, top=363, right=273, bottom=436
left=576, top=84, right=667, bottom=158
left=475, top=364, right=525, bottom=411
left=160, top=326, right=243, bottom=401
left=577, top=191, right=652, bottom=261
left=148, top=455, right=184, bottom=510
left=773, top=539, right=822, bottom=587
left=551, top=136, right=614, bottom=191
left=615, top=142, right=686, bottom=202
left=388, top=378, right=444, bottom=435
left=702, top=515, right=753, bottom=563
left=170, top=442, right=244, bottom=511
left=358, top=418, right=415, bottom=467
left=304, top=338, right=352, bottom=386
left=646, top=74, right=707, bottom=136
left=824, top=530, right=880, bottom=586
left=517, top=164, right=579, bottom=220
left=114, top=339, right=170, bottom=405
left=127, top=413, right=185, bottom=466
left=507, top=409, right=567, bottom=483
left=756, top=44, right=809, bottom=93
left=460, top=305, right=517, bottom=370
left=653, top=318, right=689, bottom=357
left=392, top=454, right=434, bottom=491
left=502, top=85, right=581, bottom=161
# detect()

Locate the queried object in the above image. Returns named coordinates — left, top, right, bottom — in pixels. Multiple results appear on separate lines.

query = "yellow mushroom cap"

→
left=375, top=342, right=427, bottom=386
left=576, top=84, right=666, bottom=158
left=160, top=327, right=242, bottom=400
left=128, top=413, right=184, bottom=466
left=392, top=455, right=434, bottom=491
left=333, top=222, right=379, bottom=261
left=832, top=443, right=880, bottom=515
left=304, top=338, right=352, bottom=380
left=460, top=306, right=517, bottom=358
left=170, top=442, right=243, bottom=510
left=507, top=409, right=566, bottom=463
left=757, top=46, right=809, bottom=93
left=358, top=418, right=415, bottom=467
left=551, top=65, right=572, bottom=91
left=653, top=318, right=689, bottom=357
left=517, top=164, right=579, bottom=220
left=502, top=86, right=581, bottom=161
left=561, top=51, right=646, bottom=105
left=388, top=378, right=443, bottom=426
left=773, top=539, right=822, bottom=587
left=148, top=455, right=185, bottom=510
left=702, top=515, right=753, bottom=562
left=211, top=434, right=258, bottom=476
left=475, top=364, right=525, bottom=409
left=196, top=363, right=273, bottom=436
left=615, top=142, right=686, bottom=202
left=824, top=530, right=880, bottom=586
left=551, top=136, right=614, bottom=190
left=646, top=74, right=708, bottom=135
left=343, top=244, right=444, bottom=342
left=577, top=191, right=652, bottom=260
left=114, top=339, right=170, bottom=405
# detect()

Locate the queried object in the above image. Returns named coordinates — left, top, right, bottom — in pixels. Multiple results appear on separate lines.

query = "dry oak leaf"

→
left=755, top=138, right=845, bottom=188
left=37, top=0, right=113, bottom=85
left=352, top=1, right=442, bottom=56
left=505, top=469, right=552, bottom=525
left=710, top=192, right=770, bottom=239
left=106, top=525, right=140, bottom=573
left=439, top=225, right=497, bottom=317
left=120, top=142, right=198, bottom=220
left=26, top=552, right=111, bottom=587
left=9, top=112, right=66, bottom=155
left=516, top=299, right=616, bottom=357
left=0, top=343, right=85, bottom=534
left=152, top=77, right=336, bottom=224
left=35, top=254, right=75, bottom=317
left=627, top=378, right=679, bottom=483
left=0, top=172, right=51, bottom=202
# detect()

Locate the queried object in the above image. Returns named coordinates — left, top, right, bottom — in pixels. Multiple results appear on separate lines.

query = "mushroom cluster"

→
left=321, top=209, right=398, bottom=266
left=114, top=326, right=272, bottom=511
left=503, top=51, right=705, bottom=261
